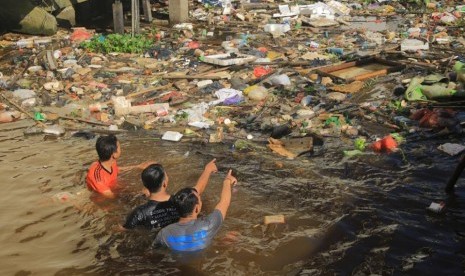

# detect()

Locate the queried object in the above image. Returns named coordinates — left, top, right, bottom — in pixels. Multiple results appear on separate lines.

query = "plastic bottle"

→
left=0, top=111, right=21, bottom=123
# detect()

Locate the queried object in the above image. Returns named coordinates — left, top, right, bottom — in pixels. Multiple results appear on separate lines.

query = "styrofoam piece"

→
left=401, top=39, right=429, bottom=52
left=327, top=0, right=351, bottom=15
left=273, top=5, right=299, bottom=17
left=43, top=125, right=65, bottom=136
left=427, top=202, right=444, bottom=213
left=197, top=80, right=213, bottom=88
left=437, top=143, right=465, bottom=156
left=202, top=53, right=256, bottom=66
left=299, top=3, right=335, bottom=18
left=254, top=58, right=271, bottom=63
left=162, top=131, right=183, bottom=142
left=12, top=89, right=36, bottom=99
left=173, top=23, right=193, bottom=31
left=188, top=121, right=211, bottom=129
left=112, top=96, right=169, bottom=117
left=264, top=24, right=291, bottom=34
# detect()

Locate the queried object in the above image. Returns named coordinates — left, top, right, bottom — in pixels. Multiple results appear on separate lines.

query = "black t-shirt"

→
left=123, top=197, right=180, bottom=230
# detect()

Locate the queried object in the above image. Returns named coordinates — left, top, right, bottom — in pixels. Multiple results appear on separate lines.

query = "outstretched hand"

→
left=224, top=169, right=237, bottom=186
left=205, top=158, right=218, bottom=174
left=119, top=161, right=157, bottom=172
left=137, top=160, right=157, bottom=170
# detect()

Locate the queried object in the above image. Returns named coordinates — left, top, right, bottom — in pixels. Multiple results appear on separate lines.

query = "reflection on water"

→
left=0, top=124, right=464, bottom=275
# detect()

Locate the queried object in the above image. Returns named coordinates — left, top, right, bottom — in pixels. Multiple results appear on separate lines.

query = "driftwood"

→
left=65, top=127, right=127, bottom=135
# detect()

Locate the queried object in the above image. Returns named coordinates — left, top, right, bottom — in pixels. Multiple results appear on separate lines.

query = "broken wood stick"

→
left=126, top=83, right=173, bottom=99
left=162, top=73, right=227, bottom=80
left=59, top=116, right=110, bottom=126
left=65, top=127, right=127, bottom=135
left=197, top=66, right=231, bottom=76
left=400, top=60, right=438, bottom=69
left=103, top=83, right=172, bottom=105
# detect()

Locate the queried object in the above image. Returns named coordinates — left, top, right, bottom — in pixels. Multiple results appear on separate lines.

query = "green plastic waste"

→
left=324, top=116, right=341, bottom=127
left=405, top=77, right=427, bottom=101
left=34, top=112, right=45, bottom=121
left=422, top=74, right=448, bottom=85
left=453, top=61, right=464, bottom=72
left=421, top=84, right=456, bottom=99
left=454, top=61, right=465, bottom=83
left=390, top=133, right=404, bottom=144
left=234, top=139, right=251, bottom=150
left=354, top=138, right=366, bottom=151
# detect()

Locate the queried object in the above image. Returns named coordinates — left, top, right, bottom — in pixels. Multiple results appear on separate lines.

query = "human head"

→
left=141, top=164, right=167, bottom=193
left=174, top=188, right=201, bottom=218
left=96, top=135, right=121, bottom=161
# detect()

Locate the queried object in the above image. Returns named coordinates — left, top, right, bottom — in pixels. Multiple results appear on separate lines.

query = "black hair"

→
left=174, top=188, right=199, bottom=218
left=96, top=135, right=118, bottom=161
left=141, top=164, right=165, bottom=193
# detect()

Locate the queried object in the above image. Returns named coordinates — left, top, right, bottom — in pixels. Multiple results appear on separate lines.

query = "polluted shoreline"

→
left=1, top=0, right=465, bottom=275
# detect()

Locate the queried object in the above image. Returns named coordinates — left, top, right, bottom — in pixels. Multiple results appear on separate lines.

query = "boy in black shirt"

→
left=123, top=159, right=217, bottom=230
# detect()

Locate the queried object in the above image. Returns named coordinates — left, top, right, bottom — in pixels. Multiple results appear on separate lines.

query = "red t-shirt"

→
left=86, top=161, right=119, bottom=194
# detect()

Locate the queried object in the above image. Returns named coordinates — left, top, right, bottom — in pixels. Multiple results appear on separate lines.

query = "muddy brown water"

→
left=0, top=122, right=464, bottom=275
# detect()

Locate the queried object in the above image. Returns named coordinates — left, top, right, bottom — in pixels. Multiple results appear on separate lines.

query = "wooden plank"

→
left=352, top=69, right=388, bottom=82
left=318, top=58, right=405, bottom=83
left=318, top=60, right=357, bottom=73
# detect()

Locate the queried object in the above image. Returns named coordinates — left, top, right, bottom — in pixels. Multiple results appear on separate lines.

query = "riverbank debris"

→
left=0, top=0, right=464, bottom=166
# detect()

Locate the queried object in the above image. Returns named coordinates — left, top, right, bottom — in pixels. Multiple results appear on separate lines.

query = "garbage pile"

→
left=1, top=0, right=465, bottom=159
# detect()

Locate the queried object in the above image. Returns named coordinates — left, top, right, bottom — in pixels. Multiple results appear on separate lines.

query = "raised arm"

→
left=214, top=170, right=237, bottom=219
left=119, top=160, right=157, bottom=172
left=193, top=159, right=218, bottom=195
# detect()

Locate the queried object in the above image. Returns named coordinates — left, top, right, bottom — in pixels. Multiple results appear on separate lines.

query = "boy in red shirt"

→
left=86, top=135, right=152, bottom=198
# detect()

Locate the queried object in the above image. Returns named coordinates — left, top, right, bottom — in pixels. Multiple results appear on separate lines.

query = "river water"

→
left=0, top=120, right=464, bottom=275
